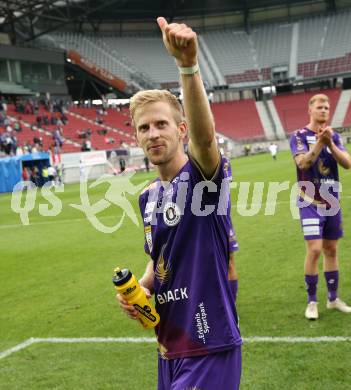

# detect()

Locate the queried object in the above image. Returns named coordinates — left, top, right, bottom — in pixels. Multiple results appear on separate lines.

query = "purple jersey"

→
left=139, top=154, right=242, bottom=360
left=290, top=128, right=346, bottom=204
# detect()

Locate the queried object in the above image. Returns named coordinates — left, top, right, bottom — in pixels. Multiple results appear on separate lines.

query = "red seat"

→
left=211, top=100, right=264, bottom=140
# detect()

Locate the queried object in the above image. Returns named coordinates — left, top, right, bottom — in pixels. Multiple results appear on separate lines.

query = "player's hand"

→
left=157, top=16, right=198, bottom=67
left=318, top=126, right=333, bottom=147
left=116, top=286, right=152, bottom=320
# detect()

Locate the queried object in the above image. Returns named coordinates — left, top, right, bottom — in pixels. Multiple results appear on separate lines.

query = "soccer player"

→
left=117, top=17, right=242, bottom=389
left=290, top=93, right=351, bottom=320
left=268, top=142, right=278, bottom=160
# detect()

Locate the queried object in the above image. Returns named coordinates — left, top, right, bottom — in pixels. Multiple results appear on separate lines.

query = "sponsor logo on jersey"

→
left=145, top=201, right=156, bottom=214
left=306, top=135, right=316, bottom=145
left=156, top=287, right=188, bottom=304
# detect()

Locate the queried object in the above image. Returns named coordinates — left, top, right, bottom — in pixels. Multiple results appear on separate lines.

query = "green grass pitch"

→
left=1, top=149, right=351, bottom=389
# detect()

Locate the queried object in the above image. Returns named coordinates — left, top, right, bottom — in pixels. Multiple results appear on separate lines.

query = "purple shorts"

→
left=299, top=205, right=343, bottom=240
left=157, top=347, right=242, bottom=390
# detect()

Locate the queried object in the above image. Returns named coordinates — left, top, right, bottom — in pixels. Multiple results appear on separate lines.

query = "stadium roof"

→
left=0, top=0, right=346, bottom=43
left=0, top=0, right=339, bottom=22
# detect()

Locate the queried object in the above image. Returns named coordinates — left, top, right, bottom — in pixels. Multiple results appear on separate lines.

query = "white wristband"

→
left=178, top=63, right=199, bottom=75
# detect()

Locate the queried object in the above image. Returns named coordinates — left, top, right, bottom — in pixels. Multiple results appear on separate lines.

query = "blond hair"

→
left=129, top=89, right=184, bottom=125
left=308, top=93, right=329, bottom=107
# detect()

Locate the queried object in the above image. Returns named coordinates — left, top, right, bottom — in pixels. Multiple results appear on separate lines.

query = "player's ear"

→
left=178, top=121, right=188, bottom=140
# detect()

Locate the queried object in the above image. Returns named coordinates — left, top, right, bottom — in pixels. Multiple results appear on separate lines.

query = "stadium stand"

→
left=4, top=103, right=135, bottom=153
left=272, top=89, right=341, bottom=133
left=43, top=10, right=351, bottom=87
left=343, top=100, right=351, bottom=127
left=5, top=104, right=80, bottom=153
left=211, top=100, right=265, bottom=140
left=252, top=23, right=293, bottom=80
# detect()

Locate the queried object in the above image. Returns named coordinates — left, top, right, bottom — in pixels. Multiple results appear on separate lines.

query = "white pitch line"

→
left=0, top=338, right=36, bottom=360
left=244, top=336, right=351, bottom=343
left=1, top=336, right=350, bottom=361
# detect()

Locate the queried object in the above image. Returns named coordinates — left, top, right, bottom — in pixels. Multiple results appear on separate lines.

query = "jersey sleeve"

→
left=290, top=131, right=308, bottom=156
left=188, top=151, right=230, bottom=185
left=139, top=193, right=151, bottom=255
left=333, top=132, right=346, bottom=152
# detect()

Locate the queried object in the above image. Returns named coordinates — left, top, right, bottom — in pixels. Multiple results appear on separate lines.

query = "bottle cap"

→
left=112, top=267, right=132, bottom=286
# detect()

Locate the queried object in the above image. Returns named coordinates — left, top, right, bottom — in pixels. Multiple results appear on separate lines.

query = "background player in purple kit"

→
left=290, top=93, right=351, bottom=320
left=117, top=17, right=242, bottom=390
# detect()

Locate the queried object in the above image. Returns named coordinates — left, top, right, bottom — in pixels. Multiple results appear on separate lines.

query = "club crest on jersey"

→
left=163, top=202, right=181, bottom=226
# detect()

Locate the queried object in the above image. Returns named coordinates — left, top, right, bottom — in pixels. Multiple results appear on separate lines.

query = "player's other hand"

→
left=116, top=286, right=152, bottom=320
left=157, top=16, right=198, bottom=67
left=318, top=126, right=333, bottom=147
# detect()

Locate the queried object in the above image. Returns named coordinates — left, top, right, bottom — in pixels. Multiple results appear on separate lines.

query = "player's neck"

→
left=306, top=121, right=327, bottom=133
left=157, top=152, right=188, bottom=182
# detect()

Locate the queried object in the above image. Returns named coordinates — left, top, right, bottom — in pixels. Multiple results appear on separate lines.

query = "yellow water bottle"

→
left=113, top=267, right=160, bottom=329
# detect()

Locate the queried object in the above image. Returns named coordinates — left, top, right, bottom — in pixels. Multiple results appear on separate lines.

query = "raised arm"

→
left=294, top=140, right=325, bottom=171
left=324, top=127, right=351, bottom=169
left=157, top=17, right=219, bottom=178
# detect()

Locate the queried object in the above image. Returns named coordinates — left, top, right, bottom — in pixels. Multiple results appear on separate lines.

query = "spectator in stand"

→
left=13, top=122, right=22, bottom=132
left=96, top=115, right=104, bottom=125
left=16, top=146, right=24, bottom=156
left=82, top=139, right=92, bottom=152
left=23, top=142, right=32, bottom=154
left=61, top=113, right=68, bottom=125
left=10, top=135, right=17, bottom=155
left=43, top=115, right=50, bottom=126
left=34, top=102, right=39, bottom=115
left=97, top=129, right=108, bottom=136
left=50, top=115, right=57, bottom=125
left=77, top=130, right=87, bottom=139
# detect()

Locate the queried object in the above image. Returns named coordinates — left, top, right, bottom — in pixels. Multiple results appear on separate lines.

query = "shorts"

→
left=299, top=205, right=343, bottom=240
left=158, top=347, right=242, bottom=390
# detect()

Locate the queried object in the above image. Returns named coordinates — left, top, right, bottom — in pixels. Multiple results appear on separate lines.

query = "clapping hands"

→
left=317, top=126, right=333, bottom=147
